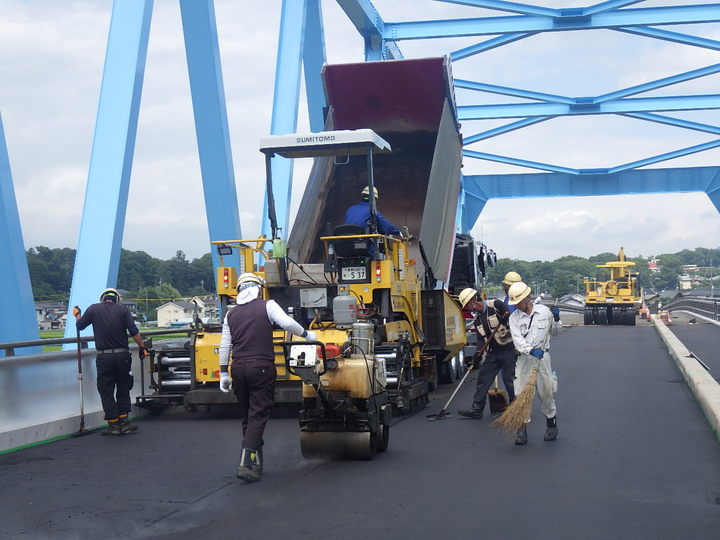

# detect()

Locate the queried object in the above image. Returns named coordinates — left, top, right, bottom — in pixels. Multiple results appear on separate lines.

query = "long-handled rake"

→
left=427, top=325, right=500, bottom=421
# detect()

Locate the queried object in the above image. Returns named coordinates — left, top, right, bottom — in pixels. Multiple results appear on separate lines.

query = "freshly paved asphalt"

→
left=666, top=311, right=719, bottom=380
left=2, top=319, right=719, bottom=539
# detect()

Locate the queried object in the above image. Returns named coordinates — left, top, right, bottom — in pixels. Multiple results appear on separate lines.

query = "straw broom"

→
left=491, top=365, right=539, bottom=434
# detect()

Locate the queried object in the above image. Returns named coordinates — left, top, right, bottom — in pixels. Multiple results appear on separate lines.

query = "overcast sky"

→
left=1, top=0, right=719, bottom=264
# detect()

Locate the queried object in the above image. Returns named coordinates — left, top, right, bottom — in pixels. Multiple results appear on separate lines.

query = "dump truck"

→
left=584, top=247, right=641, bottom=326
left=136, top=57, right=468, bottom=424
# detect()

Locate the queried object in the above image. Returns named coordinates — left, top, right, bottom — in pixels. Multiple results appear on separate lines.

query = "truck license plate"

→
left=341, top=266, right=366, bottom=281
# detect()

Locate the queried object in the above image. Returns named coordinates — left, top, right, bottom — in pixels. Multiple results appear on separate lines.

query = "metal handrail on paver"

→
left=0, top=328, right=193, bottom=358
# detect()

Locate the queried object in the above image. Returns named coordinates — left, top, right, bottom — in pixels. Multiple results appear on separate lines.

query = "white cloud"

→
left=1, top=0, right=719, bottom=263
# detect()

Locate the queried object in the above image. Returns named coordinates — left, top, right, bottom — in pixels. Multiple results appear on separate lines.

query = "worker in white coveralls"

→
left=507, top=281, right=562, bottom=445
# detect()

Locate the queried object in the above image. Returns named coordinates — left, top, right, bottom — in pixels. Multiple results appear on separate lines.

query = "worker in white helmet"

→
left=344, top=186, right=401, bottom=236
left=74, top=288, right=145, bottom=436
left=218, top=272, right=316, bottom=483
left=507, top=281, right=561, bottom=445
left=456, top=287, right=515, bottom=420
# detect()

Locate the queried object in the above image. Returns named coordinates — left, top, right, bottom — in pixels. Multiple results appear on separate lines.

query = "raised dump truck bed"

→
left=289, top=57, right=461, bottom=286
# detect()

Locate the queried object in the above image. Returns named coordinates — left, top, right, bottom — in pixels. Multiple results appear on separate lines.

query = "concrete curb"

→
left=652, top=315, right=720, bottom=443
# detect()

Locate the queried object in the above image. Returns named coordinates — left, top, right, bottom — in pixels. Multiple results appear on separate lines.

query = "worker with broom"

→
left=457, top=287, right=516, bottom=420
left=506, top=281, right=561, bottom=445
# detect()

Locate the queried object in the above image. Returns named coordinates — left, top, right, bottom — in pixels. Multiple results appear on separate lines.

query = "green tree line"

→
left=27, top=245, right=719, bottom=308
left=27, top=247, right=214, bottom=307
left=485, top=247, right=720, bottom=297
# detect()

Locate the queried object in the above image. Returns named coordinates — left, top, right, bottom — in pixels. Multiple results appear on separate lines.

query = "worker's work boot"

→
left=514, top=425, right=528, bottom=445
left=237, top=448, right=262, bottom=483
left=457, top=405, right=483, bottom=419
left=101, top=419, right=122, bottom=436
left=544, top=417, right=558, bottom=441
left=118, top=415, right=138, bottom=434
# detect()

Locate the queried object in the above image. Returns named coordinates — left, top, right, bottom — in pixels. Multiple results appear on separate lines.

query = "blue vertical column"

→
left=180, top=0, right=241, bottom=277
left=0, top=114, right=40, bottom=354
left=64, top=0, right=153, bottom=342
left=303, top=0, right=328, bottom=133
left=461, top=176, right=488, bottom=233
left=706, top=169, right=720, bottom=214
left=261, top=0, right=308, bottom=240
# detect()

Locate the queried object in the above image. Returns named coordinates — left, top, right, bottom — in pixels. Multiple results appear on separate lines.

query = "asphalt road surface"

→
left=665, top=311, right=719, bottom=380
left=2, top=321, right=719, bottom=539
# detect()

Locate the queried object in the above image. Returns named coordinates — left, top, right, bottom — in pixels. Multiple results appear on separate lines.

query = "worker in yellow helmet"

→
left=502, top=271, right=522, bottom=312
left=506, top=281, right=562, bottom=445
left=456, top=287, right=515, bottom=420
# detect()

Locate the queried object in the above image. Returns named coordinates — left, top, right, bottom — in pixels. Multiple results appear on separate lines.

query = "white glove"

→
left=219, top=373, right=232, bottom=393
left=305, top=330, right=317, bottom=341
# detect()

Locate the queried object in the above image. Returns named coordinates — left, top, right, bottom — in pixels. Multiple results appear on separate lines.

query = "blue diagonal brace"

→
left=450, top=33, right=534, bottom=61
left=0, top=114, right=40, bottom=354
left=180, top=0, right=242, bottom=278
left=623, top=112, right=720, bottom=136
left=616, top=26, right=720, bottom=51
left=65, top=0, right=153, bottom=343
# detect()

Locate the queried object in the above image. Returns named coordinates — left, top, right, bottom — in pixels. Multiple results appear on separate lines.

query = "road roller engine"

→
left=281, top=317, right=391, bottom=460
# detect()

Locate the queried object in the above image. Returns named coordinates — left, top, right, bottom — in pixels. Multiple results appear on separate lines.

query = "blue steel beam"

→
left=450, top=33, right=534, bottom=61
left=595, top=64, right=720, bottom=104
left=617, top=25, right=720, bottom=51
left=463, top=116, right=553, bottom=144
left=464, top=149, right=578, bottom=174
left=583, top=1, right=646, bottom=16
left=383, top=5, right=720, bottom=40
left=179, top=0, right=242, bottom=279
left=623, top=112, right=720, bottom=136
left=463, top=166, right=720, bottom=202
left=65, top=0, right=153, bottom=343
left=261, top=0, right=307, bottom=241
left=336, top=0, right=403, bottom=60
left=462, top=166, right=720, bottom=230
left=459, top=94, right=720, bottom=119
left=608, top=139, right=720, bottom=174
left=454, top=79, right=574, bottom=104
left=435, top=0, right=558, bottom=17
left=0, top=114, right=40, bottom=354
left=303, top=0, right=328, bottom=132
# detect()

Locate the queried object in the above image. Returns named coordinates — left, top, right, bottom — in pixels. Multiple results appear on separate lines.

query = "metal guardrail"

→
left=662, top=297, right=720, bottom=321
left=0, top=328, right=194, bottom=358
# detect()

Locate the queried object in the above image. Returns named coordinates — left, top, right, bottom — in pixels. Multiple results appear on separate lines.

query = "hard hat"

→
left=502, top=271, right=522, bottom=286
left=99, top=288, right=120, bottom=302
left=236, top=273, right=265, bottom=291
left=458, top=287, right=479, bottom=309
left=361, top=186, right=379, bottom=199
left=507, top=281, right=531, bottom=305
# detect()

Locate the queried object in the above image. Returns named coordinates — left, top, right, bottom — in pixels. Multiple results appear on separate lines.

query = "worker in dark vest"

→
left=218, top=273, right=316, bottom=483
left=456, top=287, right=515, bottom=419
left=74, top=288, right=145, bottom=436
